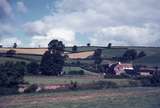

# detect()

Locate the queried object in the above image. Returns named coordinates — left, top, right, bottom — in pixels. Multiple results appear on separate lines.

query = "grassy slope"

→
left=0, top=57, right=30, bottom=64
left=133, top=53, right=160, bottom=66
left=1, top=87, right=160, bottom=108
left=63, top=66, right=98, bottom=75
left=24, top=75, right=138, bottom=87
left=0, top=46, right=160, bottom=66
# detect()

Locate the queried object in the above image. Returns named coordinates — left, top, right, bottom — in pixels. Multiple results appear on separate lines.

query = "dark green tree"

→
left=107, top=43, right=112, bottom=48
left=87, top=43, right=91, bottom=47
left=13, top=43, right=17, bottom=48
left=138, top=51, right=146, bottom=58
left=40, top=39, right=65, bottom=76
left=123, top=49, right=137, bottom=61
left=27, top=62, right=39, bottom=75
left=72, top=45, right=77, bottom=53
left=0, top=62, right=24, bottom=87
left=93, top=49, right=102, bottom=72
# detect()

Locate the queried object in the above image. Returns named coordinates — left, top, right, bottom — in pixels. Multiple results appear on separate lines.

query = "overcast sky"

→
left=0, top=0, right=160, bottom=47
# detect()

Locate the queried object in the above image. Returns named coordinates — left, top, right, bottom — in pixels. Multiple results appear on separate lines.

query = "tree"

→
left=13, top=43, right=17, bottom=48
left=123, top=49, right=137, bottom=61
left=72, top=45, right=77, bottom=53
left=138, top=51, right=146, bottom=58
left=107, top=43, right=112, bottom=48
left=27, top=62, right=39, bottom=75
left=87, top=43, right=90, bottom=47
left=93, top=49, right=102, bottom=72
left=0, top=62, right=24, bottom=87
left=40, top=39, right=65, bottom=76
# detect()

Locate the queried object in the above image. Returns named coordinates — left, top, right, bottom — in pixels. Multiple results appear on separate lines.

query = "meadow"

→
left=1, top=46, right=160, bottom=67
left=1, top=87, right=160, bottom=108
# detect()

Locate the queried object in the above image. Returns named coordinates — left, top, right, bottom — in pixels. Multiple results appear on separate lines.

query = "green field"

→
left=0, top=57, right=30, bottom=64
left=24, top=75, right=140, bottom=87
left=1, top=87, right=160, bottom=108
left=133, top=53, right=160, bottom=66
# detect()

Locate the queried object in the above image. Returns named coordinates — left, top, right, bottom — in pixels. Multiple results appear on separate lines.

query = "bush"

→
left=0, top=62, right=24, bottom=87
left=69, top=81, right=78, bottom=90
left=67, top=70, right=84, bottom=75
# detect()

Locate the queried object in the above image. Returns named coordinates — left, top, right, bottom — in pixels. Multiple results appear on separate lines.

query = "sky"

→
left=0, top=0, right=160, bottom=47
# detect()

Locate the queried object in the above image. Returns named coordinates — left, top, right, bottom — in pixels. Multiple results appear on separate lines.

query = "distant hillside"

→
left=0, top=46, right=160, bottom=66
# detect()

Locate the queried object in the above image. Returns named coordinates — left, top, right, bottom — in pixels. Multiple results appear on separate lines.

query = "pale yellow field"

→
left=0, top=48, right=94, bottom=59
left=0, top=48, right=47, bottom=55
left=68, top=51, right=94, bottom=59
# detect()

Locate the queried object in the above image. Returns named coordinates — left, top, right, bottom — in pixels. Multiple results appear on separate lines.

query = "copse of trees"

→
left=122, top=49, right=137, bottom=61
left=0, top=62, right=24, bottom=87
left=40, top=39, right=65, bottom=76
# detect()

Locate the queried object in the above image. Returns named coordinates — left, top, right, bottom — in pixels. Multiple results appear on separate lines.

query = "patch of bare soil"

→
left=0, top=87, right=160, bottom=108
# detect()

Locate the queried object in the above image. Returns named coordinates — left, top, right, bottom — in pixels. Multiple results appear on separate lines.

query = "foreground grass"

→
left=1, top=87, right=160, bottom=108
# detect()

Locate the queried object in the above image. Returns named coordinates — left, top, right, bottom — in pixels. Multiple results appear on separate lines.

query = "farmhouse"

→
left=106, top=62, right=134, bottom=75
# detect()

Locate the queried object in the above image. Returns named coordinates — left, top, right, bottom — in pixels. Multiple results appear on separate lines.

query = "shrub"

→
left=0, top=62, right=24, bottom=87
left=69, top=81, right=78, bottom=90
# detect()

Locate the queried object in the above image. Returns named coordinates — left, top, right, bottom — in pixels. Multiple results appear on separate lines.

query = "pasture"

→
left=1, top=46, right=160, bottom=66
left=24, top=75, right=140, bottom=87
left=1, top=87, right=160, bottom=108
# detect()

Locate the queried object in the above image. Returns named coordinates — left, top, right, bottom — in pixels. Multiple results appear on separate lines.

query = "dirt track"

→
left=0, top=87, right=160, bottom=108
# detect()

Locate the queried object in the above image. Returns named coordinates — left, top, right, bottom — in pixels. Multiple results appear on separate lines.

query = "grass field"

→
left=1, top=46, right=160, bottom=66
left=133, top=53, right=160, bottom=66
left=24, top=75, right=140, bottom=87
left=63, top=66, right=98, bottom=75
left=0, top=57, right=30, bottom=64
left=1, top=87, right=160, bottom=108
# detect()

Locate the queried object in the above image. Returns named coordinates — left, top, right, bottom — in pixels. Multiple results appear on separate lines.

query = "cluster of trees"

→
left=112, top=49, right=146, bottom=61
left=93, top=49, right=102, bottom=72
left=0, top=62, right=24, bottom=88
left=0, top=39, right=66, bottom=92
left=40, top=40, right=65, bottom=75
left=122, top=49, right=146, bottom=61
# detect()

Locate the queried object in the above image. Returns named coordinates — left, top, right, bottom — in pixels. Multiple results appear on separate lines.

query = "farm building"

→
left=106, top=62, right=134, bottom=75
left=137, top=67, right=159, bottom=76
